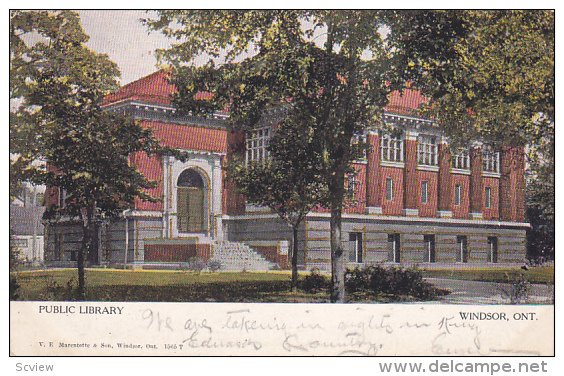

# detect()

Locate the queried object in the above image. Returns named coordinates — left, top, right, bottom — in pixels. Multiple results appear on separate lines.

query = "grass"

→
left=420, top=265, right=554, bottom=285
left=12, top=269, right=293, bottom=302
left=14, top=266, right=549, bottom=303
left=11, top=268, right=445, bottom=303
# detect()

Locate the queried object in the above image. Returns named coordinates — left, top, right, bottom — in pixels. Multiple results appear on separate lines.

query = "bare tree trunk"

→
left=330, top=164, right=346, bottom=303
left=77, top=204, right=95, bottom=300
left=77, top=223, right=89, bottom=300
left=291, top=225, right=299, bottom=292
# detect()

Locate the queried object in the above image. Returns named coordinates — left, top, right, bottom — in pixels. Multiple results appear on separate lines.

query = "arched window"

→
left=177, top=169, right=206, bottom=233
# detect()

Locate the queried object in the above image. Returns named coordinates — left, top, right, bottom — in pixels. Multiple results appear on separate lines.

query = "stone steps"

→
left=211, top=240, right=275, bottom=271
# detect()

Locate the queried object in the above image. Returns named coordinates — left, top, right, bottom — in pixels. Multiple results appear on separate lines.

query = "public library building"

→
left=44, top=71, right=529, bottom=270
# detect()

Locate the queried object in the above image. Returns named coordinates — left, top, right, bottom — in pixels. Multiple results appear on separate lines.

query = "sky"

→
left=78, top=10, right=172, bottom=85
left=77, top=10, right=329, bottom=85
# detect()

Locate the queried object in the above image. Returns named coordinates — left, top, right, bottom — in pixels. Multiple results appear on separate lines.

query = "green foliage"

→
left=10, top=277, right=21, bottom=301
left=10, top=11, right=184, bottom=299
left=207, top=259, right=222, bottom=272
left=10, top=11, right=119, bottom=197
left=10, top=10, right=183, bottom=220
left=181, top=257, right=208, bottom=274
left=230, top=114, right=329, bottom=227
left=146, top=10, right=404, bottom=302
left=387, top=10, right=554, bottom=148
left=500, top=273, right=531, bottom=305
left=345, top=266, right=443, bottom=300
left=9, top=231, right=22, bottom=300
left=42, top=277, right=79, bottom=301
left=526, top=136, right=554, bottom=261
left=299, top=268, right=330, bottom=293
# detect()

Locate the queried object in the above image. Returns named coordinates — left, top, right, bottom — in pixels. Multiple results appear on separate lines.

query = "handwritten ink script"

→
left=10, top=302, right=554, bottom=356
left=136, top=305, right=548, bottom=356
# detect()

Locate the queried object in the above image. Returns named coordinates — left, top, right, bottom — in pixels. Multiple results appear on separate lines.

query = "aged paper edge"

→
left=9, top=302, right=554, bottom=356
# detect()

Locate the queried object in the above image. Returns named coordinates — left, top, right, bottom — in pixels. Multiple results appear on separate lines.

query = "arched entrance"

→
left=177, top=169, right=207, bottom=233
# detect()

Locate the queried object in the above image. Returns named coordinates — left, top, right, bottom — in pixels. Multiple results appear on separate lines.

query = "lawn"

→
left=420, top=265, right=554, bottom=285
left=11, top=268, right=444, bottom=303
left=12, top=269, right=299, bottom=302
left=14, top=266, right=548, bottom=303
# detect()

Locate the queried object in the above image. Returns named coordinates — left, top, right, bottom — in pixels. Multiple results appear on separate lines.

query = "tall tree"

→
left=387, top=10, right=554, bottom=147
left=10, top=10, right=180, bottom=298
left=230, top=112, right=329, bottom=290
left=146, top=10, right=400, bottom=302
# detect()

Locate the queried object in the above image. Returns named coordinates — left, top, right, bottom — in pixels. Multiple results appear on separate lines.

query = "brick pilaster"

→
left=223, top=130, right=246, bottom=215
left=437, top=143, right=452, bottom=213
left=470, top=146, right=483, bottom=215
left=499, top=147, right=526, bottom=222
left=499, top=147, right=513, bottom=221
left=365, top=132, right=381, bottom=208
left=403, top=135, right=418, bottom=213
left=514, top=147, right=526, bottom=222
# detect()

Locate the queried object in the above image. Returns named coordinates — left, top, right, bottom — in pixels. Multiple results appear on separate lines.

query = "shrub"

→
left=345, top=265, right=441, bottom=300
left=10, top=276, right=20, bottom=300
left=43, top=277, right=79, bottom=301
left=501, top=273, right=531, bottom=304
left=182, top=257, right=207, bottom=274
left=366, top=265, right=393, bottom=293
left=300, top=268, right=329, bottom=293
left=207, top=259, right=222, bottom=272
left=9, top=232, right=22, bottom=300
left=344, top=267, right=371, bottom=293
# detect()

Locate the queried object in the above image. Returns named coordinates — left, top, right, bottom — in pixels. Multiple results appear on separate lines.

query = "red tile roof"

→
left=103, top=70, right=428, bottom=116
left=142, top=120, right=227, bottom=153
left=103, top=70, right=177, bottom=107
left=384, top=88, right=428, bottom=116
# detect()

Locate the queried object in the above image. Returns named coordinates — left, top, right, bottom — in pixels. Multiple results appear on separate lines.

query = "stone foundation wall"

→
left=304, top=216, right=527, bottom=271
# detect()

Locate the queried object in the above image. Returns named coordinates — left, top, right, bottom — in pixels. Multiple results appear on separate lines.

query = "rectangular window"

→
left=59, top=188, right=66, bottom=208
left=348, top=232, right=363, bottom=263
left=424, top=235, right=436, bottom=263
left=388, top=234, right=401, bottom=263
left=54, top=232, right=63, bottom=260
left=417, top=135, right=438, bottom=166
left=386, top=177, right=393, bottom=201
left=485, top=187, right=492, bottom=208
left=488, top=237, right=498, bottom=263
left=454, top=184, right=462, bottom=206
left=421, top=181, right=429, bottom=204
left=346, top=175, right=361, bottom=200
left=483, top=148, right=500, bottom=173
left=351, top=132, right=367, bottom=161
left=246, top=126, right=271, bottom=164
left=457, top=235, right=468, bottom=263
left=380, top=133, right=404, bottom=162
left=452, top=147, right=470, bottom=170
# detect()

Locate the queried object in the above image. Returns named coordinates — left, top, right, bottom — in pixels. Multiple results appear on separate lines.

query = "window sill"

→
left=450, top=168, right=471, bottom=175
left=245, top=204, right=272, bottom=213
left=417, top=165, right=439, bottom=172
left=381, top=161, right=405, bottom=168
left=482, top=171, right=501, bottom=178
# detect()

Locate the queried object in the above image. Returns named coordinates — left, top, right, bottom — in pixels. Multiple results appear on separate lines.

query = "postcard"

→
left=9, top=9, right=555, bottom=357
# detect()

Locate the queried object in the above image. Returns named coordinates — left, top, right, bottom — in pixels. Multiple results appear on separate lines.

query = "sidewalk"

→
left=426, top=277, right=554, bottom=304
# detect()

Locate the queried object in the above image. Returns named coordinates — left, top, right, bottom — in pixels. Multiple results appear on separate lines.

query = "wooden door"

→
left=178, top=187, right=205, bottom=233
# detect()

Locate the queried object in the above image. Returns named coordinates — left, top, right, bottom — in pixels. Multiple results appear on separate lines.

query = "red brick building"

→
left=44, top=71, right=528, bottom=269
